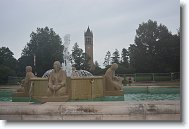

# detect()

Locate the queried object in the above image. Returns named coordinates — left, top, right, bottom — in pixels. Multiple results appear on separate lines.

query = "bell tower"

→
left=84, top=26, right=94, bottom=70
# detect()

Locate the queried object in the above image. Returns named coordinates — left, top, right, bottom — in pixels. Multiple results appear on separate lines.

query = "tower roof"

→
left=85, top=26, right=93, bottom=36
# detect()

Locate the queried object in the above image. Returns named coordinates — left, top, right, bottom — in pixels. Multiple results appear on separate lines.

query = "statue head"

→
left=53, top=61, right=61, bottom=71
left=110, top=63, right=118, bottom=71
left=26, top=66, right=32, bottom=72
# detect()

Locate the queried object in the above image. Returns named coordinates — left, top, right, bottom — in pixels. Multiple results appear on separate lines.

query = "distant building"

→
left=84, top=26, right=95, bottom=71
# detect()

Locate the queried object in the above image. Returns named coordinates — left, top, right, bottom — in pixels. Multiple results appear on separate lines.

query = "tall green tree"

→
left=0, top=47, right=17, bottom=83
left=155, top=31, right=180, bottom=72
left=71, top=43, right=90, bottom=70
left=0, top=47, right=17, bottom=69
left=17, top=55, right=34, bottom=76
left=129, top=19, right=180, bottom=73
left=103, top=51, right=111, bottom=67
left=80, top=53, right=91, bottom=71
left=121, top=48, right=129, bottom=67
left=72, top=43, right=83, bottom=70
left=21, top=27, right=63, bottom=76
left=111, top=49, right=120, bottom=64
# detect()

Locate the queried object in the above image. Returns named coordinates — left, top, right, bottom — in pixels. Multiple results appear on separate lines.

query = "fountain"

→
left=16, top=34, right=123, bottom=102
left=0, top=31, right=180, bottom=121
left=42, top=34, right=93, bottom=78
left=62, top=34, right=72, bottom=77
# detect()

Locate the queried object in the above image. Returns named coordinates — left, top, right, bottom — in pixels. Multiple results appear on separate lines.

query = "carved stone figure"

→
left=17, top=66, right=35, bottom=95
left=104, top=63, right=123, bottom=91
left=47, top=61, right=67, bottom=96
left=71, top=67, right=78, bottom=77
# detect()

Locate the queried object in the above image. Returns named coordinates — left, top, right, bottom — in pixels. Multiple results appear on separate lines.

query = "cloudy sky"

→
left=0, top=0, right=180, bottom=67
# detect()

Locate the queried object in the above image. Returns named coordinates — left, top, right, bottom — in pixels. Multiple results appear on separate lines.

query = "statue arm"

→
left=20, top=79, right=25, bottom=87
left=25, top=72, right=35, bottom=82
left=23, top=73, right=31, bottom=86
left=113, top=76, right=119, bottom=81
left=48, top=74, right=55, bottom=90
left=105, top=71, right=113, bottom=81
left=59, top=75, right=66, bottom=86
left=61, top=70, right=67, bottom=86
left=54, top=71, right=67, bottom=91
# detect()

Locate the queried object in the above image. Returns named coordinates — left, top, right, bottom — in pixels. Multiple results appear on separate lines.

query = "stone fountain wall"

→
left=30, top=76, right=104, bottom=100
left=0, top=101, right=180, bottom=120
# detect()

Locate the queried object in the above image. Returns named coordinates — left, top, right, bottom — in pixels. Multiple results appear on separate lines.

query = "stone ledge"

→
left=0, top=101, right=180, bottom=120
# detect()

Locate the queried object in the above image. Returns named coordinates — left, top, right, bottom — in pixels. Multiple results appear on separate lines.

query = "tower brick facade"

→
left=84, top=26, right=94, bottom=71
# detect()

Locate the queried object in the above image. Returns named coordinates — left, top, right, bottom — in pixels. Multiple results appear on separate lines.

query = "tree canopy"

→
left=103, top=51, right=111, bottom=67
left=102, top=19, right=180, bottom=74
left=111, top=49, right=120, bottom=64
left=121, top=48, right=129, bottom=67
left=71, top=43, right=90, bottom=71
left=128, top=19, right=180, bottom=73
left=0, top=47, right=17, bottom=83
left=0, top=20, right=180, bottom=84
left=20, top=27, right=63, bottom=76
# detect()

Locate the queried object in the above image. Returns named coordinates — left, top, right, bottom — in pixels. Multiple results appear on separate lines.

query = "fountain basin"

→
left=25, top=76, right=122, bottom=102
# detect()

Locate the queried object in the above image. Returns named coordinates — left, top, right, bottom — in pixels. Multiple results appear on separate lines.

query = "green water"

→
left=124, top=93, right=180, bottom=101
left=0, top=97, right=12, bottom=102
left=123, top=86, right=180, bottom=101
left=0, top=90, right=12, bottom=102
left=124, top=87, right=180, bottom=94
left=0, top=87, right=180, bottom=102
left=69, top=96, right=124, bottom=102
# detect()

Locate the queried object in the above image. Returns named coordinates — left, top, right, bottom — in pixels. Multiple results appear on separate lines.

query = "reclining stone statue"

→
left=104, top=63, right=123, bottom=91
left=47, top=61, right=67, bottom=96
left=17, top=66, right=35, bottom=95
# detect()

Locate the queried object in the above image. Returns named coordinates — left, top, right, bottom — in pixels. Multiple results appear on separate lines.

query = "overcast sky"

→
left=0, top=0, right=180, bottom=67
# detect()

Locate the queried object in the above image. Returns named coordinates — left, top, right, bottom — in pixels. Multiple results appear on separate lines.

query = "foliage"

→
left=128, top=19, right=180, bottom=73
left=121, top=48, right=129, bottom=67
left=111, top=49, right=120, bottom=64
left=71, top=43, right=90, bottom=70
left=92, top=61, right=105, bottom=75
left=20, top=27, right=63, bottom=76
left=17, top=55, right=34, bottom=76
left=0, top=47, right=18, bottom=69
left=102, top=20, right=180, bottom=74
left=0, top=65, right=16, bottom=84
left=103, top=51, right=111, bottom=67
left=94, top=61, right=100, bottom=67
left=0, top=20, right=180, bottom=82
left=0, top=47, right=17, bottom=84
left=80, top=53, right=91, bottom=70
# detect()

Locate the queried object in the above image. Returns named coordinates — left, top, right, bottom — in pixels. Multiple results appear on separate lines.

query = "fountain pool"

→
left=0, top=87, right=180, bottom=102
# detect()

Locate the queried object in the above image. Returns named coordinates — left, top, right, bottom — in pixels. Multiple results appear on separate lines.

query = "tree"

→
left=103, top=51, right=111, bottom=67
left=21, top=27, right=63, bottom=76
left=71, top=43, right=90, bottom=70
left=93, top=61, right=104, bottom=75
left=0, top=65, right=16, bottom=84
left=111, top=49, right=120, bottom=64
left=72, top=43, right=83, bottom=70
left=17, top=55, right=34, bottom=76
left=94, top=61, right=100, bottom=67
left=121, top=48, right=129, bottom=67
left=129, top=19, right=180, bottom=73
left=80, top=53, right=91, bottom=71
left=0, top=47, right=17, bottom=84
left=0, top=47, right=17, bottom=69
left=155, top=31, right=180, bottom=72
